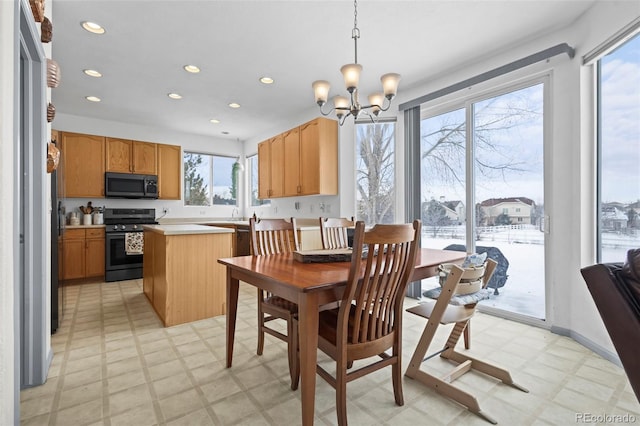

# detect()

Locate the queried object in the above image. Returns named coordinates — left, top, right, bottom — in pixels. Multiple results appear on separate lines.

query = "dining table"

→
left=218, top=247, right=466, bottom=426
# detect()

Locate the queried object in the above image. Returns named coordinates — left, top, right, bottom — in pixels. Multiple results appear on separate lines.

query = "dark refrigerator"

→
left=51, top=169, right=64, bottom=333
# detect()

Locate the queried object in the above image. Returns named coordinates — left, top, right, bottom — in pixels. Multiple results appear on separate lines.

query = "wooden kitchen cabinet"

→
left=143, top=231, right=155, bottom=301
left=61, top=228, right=105, bottom=281
left=106, top=137, right=157, bottom=175
left=144, top=227, right=232, bottom=327
left=61, top=132, right=105, bottom=198
left=257, top=117, right=338, bottom=199
left=158, top=143, right=181, bottom=199
left=258, top=135, right=285, bottom=198
left=283, top=127, right=300, bottom=196
left=85, top=228, right=106, bottom=277
left=298, top=117, right=338, bottom=196
left=257, top=140, right=271, bottom=199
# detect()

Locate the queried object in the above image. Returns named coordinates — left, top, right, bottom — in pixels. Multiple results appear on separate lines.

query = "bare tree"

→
left=356, top=122, right=395, bottom=225
left=421, top=95, right=540, bottom=188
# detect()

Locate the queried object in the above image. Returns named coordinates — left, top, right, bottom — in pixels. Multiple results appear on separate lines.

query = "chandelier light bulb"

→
left=334, top=96, right=349, bottom=118
left=381, top=73, right=401, bottom=99
left=312, top=80, right=331, bottom=106
left=368, top=93, right=384, bottom=116
left=340, top=64, right=362, bottom=93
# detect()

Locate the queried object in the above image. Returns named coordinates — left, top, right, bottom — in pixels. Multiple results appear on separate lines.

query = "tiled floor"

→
left=21, top=279, right=640, bottom=425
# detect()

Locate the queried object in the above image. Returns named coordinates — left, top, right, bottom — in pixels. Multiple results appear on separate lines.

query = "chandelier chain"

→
left=352, top=0, right=360, bottom=64
left=353, top=0, right=358, bottom=30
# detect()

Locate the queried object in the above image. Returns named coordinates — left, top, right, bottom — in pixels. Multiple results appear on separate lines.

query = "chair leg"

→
left=336, top=357, right=348, bottom=426
left=463, top=321, right=470, bottom=349
left=257, top=291, right=265, bottom=356
left=288, top=316, right=299, bottom=390
left=391, top=347, right=404, bottom=406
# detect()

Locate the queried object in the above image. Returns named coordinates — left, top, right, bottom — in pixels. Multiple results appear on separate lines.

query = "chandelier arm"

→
left=318, top=103, right=335, bottom=117
left=338, top=111, right=352, bottom=126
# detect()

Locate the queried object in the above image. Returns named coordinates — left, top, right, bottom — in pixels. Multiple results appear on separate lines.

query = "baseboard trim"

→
left=550, top=325, right=621, bottom=367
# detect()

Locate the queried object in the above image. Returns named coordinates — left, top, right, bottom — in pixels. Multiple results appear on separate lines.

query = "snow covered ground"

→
left=421, top=225, right=640, bottom=320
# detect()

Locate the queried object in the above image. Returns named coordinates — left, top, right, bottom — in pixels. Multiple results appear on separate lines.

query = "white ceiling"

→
left=50, top=0, right=595, bottom=142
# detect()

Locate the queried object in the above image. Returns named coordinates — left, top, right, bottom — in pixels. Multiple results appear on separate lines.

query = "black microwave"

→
left=105, top=172, right=158, bottom=199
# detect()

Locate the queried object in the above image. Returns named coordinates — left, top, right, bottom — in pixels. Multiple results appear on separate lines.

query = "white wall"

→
left=0, top=1, right=16, bottom=424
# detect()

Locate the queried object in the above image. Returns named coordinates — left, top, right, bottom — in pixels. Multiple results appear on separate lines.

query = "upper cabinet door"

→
left=106, top=138, right=158, bottom=175
left=61, top=132, right=105, bottom=198
left=269, top=134, right=285, bottom=198
left=299, top=117, right=338, bottom=196
left=132, top=141, right=158, bottom=174
left=283, top=127, right=300, bottom=196
left=158, top=144, right=181, bottom=199
left=257, top=140, right=271, bottom=199
left=106, top=137, right=133, bottom=173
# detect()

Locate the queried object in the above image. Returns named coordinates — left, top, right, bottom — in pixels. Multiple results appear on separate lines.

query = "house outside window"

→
left=355, top=121, right=396, bottom=225
left=183, top=151, right=237, bottom=206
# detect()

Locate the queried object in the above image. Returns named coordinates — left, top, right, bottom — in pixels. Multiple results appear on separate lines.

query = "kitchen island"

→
left=142, top=224, right=234, bottom=327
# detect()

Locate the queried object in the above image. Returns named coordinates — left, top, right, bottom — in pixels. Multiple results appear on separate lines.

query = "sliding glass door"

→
left=420, top=81, right=546, bottom=320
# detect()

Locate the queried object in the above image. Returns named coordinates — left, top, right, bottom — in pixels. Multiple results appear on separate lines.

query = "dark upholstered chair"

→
left=580, top=248, right=640, bottom=402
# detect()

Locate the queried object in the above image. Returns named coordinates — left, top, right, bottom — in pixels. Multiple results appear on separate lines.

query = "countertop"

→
left=142, top=224, right=235, bottom=236
left=65, top=224, right=106, bottom=229
left=157, top=218, right=250, bottom=226
left=156, top=217, right=320, bottom=230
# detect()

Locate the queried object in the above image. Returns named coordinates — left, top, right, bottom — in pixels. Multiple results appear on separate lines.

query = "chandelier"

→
left=312, top=0, right=401, bottom=125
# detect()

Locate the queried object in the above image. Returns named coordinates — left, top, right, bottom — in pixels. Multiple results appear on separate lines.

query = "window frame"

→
left=183, top=150, right=238, bottom=207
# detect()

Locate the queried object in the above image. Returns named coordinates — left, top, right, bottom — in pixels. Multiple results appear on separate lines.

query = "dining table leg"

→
left=226, top=271, right=239, bottom=368
left=298, top=292, right=319, bottom=426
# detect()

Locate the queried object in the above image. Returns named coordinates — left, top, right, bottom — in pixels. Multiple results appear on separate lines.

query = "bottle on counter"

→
left=69, top=211, right=80, bottom=226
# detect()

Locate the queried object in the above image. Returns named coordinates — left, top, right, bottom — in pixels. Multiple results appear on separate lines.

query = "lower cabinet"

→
left=143, top=229, right=232, bottom=327
left=143, top=231, right=155, bottom=301
left=62, top=228, right=105, bottom=281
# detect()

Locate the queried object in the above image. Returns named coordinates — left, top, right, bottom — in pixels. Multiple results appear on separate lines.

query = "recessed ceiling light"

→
left=183, top=65, right=200, bottom=73
left=168, top=93, right=182, bottom=100
left=228, top=103, right=240, bottom=108
left=259, top=76, right=274, bottom=84
left=83, top=69, right=102, bottom=78
left=81, top=21, right=105, bottom=34
left=210, top=119, right=220, bottom=124
left=222, top=131, right=230, bottom=135
left=85, top=96, right=101, bottom=102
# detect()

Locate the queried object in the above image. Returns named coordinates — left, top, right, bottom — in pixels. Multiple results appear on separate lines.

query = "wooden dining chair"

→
left=249, top=217, right=300, bottom=390
left=313, top=220, right=420, bottom=425
left=319, top=216, right=355, bottom=249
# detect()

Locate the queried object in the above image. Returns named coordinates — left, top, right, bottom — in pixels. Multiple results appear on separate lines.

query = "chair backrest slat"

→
left=250, top=217, right=299, bottom=256
left=319, top=217, right=355, bottom=250
left=341, top=221, right=420, bottom=344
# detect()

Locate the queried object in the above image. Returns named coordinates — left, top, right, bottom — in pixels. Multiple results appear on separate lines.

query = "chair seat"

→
left=318, top=305, right=392, bottom=346
left=422, top=287, right=492, bottom=306
left=264, top=295, right=298, bottom=314
left=407, top=301, right=476, bottom=324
